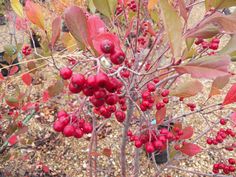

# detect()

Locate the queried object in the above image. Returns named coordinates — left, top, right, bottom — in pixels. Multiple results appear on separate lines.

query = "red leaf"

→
left=9, top=66, right=19, bottom=76
left=223, top=83, right=236, bottom=105
left=230, top=112, right=236, bottom=126
left=8, top=135, right=18, bottom=146
left=25, top=1, right=45, bottom=30
left=185, top=12, right=236, bottom=39
left=64, top=6, right=89, bottom=47
left=42, top=91, right=50, bottom=102
left=179, top=126, right=194, bottom=140
left=87, top=15, right=106, bottom=42
left=174, top=55, right=230, bottom=79
left=21, top=73, right=32, bottom=86
left=179, top=142, right=202, bottom=157
left=51, top=16, right=61, bottom=48
left=92, top=32, right=121, bottom=56
left=178, top=0, right=188, bottom=22
left=155, top=107, right=166, bottom=125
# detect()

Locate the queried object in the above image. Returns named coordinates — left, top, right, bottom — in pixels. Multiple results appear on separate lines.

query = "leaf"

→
left=230, top=112, right=236, bottom=126
left=178, top=0, right=188, bottom=22
left=48, top=79, right=64, bottom=97
left=21, top=73, right=32, bottom=86
left=9, top=66, right=19, bottom=76
left=64, top=6, right=89, bottom=47
left=0, top=72, right=4, bottom=80
left=205, top=0, right=236, bottom=10
left=159, top=0, right=183, bottom=59
left=88, top=0, right=96, bottom=14
left=90, top=151, right=101, bottom=157
left=222, top=83, right=236, bottom=105
left=25, top=1, right=45, bottom=30
left=170, top=79, right=203, bottom=98
left=5, top=96, right=20, bottom=108
left=208, top=75, right=230, bottom=98
left=22, top=102, right=38, bottom=112
left=155, top=106, right=166, bottom=125
left=102, top=148, right=112, bottom=157
left=179, top=142, right=202, bottom=157
left=92, top=0, right=117, bottom=18
left=8, top=135, right=18, bottom=146
left=148, top=0, right=158, bottom=10
left=42, top=91, right=50, bottom=102
left=61, top=33, right=77, bottom=52
left=174, top=55, right=231, bottom=79
left=185, top=12, right=236, bottom=39
left=27, top=61, right=37, bottom=74
left=11, top=0, right=24, bottom=18
left=179, top=126, right=194, bottom=140
left=51, top=16, right=62, bottom=48
left=87, top=15, right=106, bottom=42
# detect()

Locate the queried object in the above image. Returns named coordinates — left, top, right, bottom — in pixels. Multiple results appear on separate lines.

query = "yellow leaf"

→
left=148, top=0, right=159, bottom=10
left=61, top=33, right=77, bottom=52
left=11, top=0, right=24, bottom=17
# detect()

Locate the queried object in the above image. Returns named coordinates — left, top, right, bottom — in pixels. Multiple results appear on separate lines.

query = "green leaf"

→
left=92, top=0, right=117, bottom=18
left=205, top=0, right=236, bottom=10
left=185, top=38, right=194, bottom=50
left=159, top=0, right=183, bottom=58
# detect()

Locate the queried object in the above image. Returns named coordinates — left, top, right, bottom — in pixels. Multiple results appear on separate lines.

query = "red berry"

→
left=53, top=121, right=64, bottom=132
left=127, top=130, right=132, bottom=137
left=71, top=74, right=86, bottom=88
left=95, top=72, right=109, bottom=88
left=145, top=142, right=155, bottom=153
left=78, top=119, right=85, bottom=128
left=94, top=89, right=107, bottom=99
left=69, top=82, right=82, bottom=93
left=201, top=41, right=209, bottom=49
left=100, top=39, right=115, bottom=54
left=228, top=158, right=235, bottom=165
left=147, top=82, right=156, bottom=92
left=212, top=169, right=219, bottom=174
left=142, top=90, right=151, bottom=100
left=115, top=110, right=126, bottom=123
left=206, top=138, right=213, bottom=145
left=229, top=166, right=235, bottom=172
left=161, top=90, right=169, bottom=97
left=57, top=110, right=68, bottom=118
left=83, top=86, right=94, bottom=96
left=89, top=96, right=105, bottom=107
left=58, top=116, right=70, bottom=126
left=74, top=128, right=84, bottom=138
left=60, top=67, right=72, bottom=80
left=209, top=42, right=218, bottom=50
left=110, top=51, right=125, bottom=65
left=174, top=144, right=180, bottom=150
left=220, top=118, right=227, bottom=125
left=153, top=77, right=159, bottom=83
left=153, top=140, right=163, bottom=150
left=163, top=97, right=169, bottom=104
left=134, top=140, right=143, bottom=148
left=83, top=123, right=93, bottom=134
left=63, top=125, right=75, bottom=137
left=212, top=38, right=220, bottom=44
left=106, top=94, right=118, bottom=105
left=156, top=102, right=165, bottom=110
left=195, top=38, right=204, bottom=45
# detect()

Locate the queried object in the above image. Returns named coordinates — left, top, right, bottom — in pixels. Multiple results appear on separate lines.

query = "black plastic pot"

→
left=0, top=52, right=20, bottom=77
left=30, top=33, right=41, bottom=48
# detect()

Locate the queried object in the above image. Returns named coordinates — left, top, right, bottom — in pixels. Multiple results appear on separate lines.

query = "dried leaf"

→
left=208, top=75, right=229, bottom=98
left=148, top=0, right=158, bottom=10
left=48, top=79, right=64, bottom=97
left=230, top=112, right=236, bottom=126
left=179, top=126, right=194, bottom=140
left=155, top=107, right=166, bottom=125
left=102, top=148, right=112, bottom=157
left=170, top=79, right=203, bottom=98
left=205, top=0, right=236, bottom=10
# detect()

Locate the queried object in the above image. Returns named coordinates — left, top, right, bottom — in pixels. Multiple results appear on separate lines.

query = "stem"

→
left=133, top=148, right=140, bottom=177
left=0, top=110, right=36, bottom=153
left=120, top=99, right=134, bottom=177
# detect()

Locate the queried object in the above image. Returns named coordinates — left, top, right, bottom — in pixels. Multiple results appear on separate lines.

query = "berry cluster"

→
left=128, top=126, right=185, bottom=153
left=213, top=158, right=236, bottom=174
left=206, top=119, right=235, bottom=146
left=127, top=0, right=137, bottom=12
left=59, top=67, right=128, bottom=123
left=53, top=110, right=93, bottom=138
left=100, top=39, right=126, bottom=65
left=186, top=103, right=196, bottom=111
left=22, top=45, right=32, bottom=56
left=195, top=37, right=220, bottom=52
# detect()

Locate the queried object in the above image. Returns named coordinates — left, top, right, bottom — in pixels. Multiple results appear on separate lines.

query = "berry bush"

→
left=1, top=0, right=236, bottom=176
